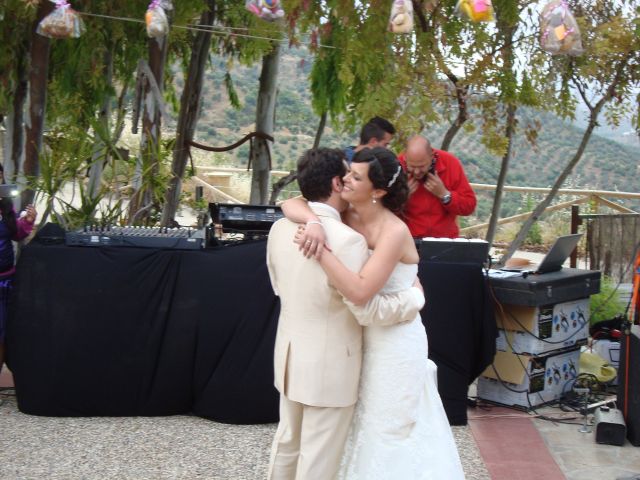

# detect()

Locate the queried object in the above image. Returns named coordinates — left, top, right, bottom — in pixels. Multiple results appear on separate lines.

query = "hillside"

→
left=172, top=48, right=640, bottom=218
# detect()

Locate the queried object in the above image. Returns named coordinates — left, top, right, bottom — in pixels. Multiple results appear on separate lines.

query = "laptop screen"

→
left=536, top=233, right=583, bottom=274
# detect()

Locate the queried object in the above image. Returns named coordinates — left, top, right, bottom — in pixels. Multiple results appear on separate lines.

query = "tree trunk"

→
left=161, top=0, right=216, bottom=227
left=423, top=8, right=468, bottom=154
left=486, top=14, right=517, bottom=249
left=269, top=170, right=297, bottom=205
left=250, top=43, right=281, bottom=205
left=313, top=111, right=327, bottom=149
left=128, top=35, right=169, bottom=224
left=485, top=102, right=517, bottom=246
left=5, top=38, right=29, bottom=183
left=88, top=47, right=114, bottom=201
left=440, top=83, right=469, bottom=152
left=499, top=58, right=629, bottom=265
left=499, top=116, right=598, bottom=264
left=21, top=1, right=54, bottom=208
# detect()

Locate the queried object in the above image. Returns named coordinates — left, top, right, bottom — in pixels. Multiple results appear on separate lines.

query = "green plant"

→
left=590, top=276, right=627, bottom=326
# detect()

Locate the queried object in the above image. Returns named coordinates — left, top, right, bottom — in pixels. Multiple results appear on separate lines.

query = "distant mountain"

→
left=181, top=48, right=640, bottom=218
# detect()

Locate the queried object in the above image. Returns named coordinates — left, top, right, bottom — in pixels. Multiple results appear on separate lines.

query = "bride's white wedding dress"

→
left=337, top=262, right=465, bottom=479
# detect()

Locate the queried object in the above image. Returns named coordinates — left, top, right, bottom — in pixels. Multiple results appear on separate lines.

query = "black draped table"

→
left=7, top=240, right=280, bottom=424
left=7, top=239, right=496, bottom=425
left=419, top=260, right=497, bottom=425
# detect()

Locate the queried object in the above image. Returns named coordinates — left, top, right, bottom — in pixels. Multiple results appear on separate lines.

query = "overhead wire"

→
left=77, top=11, right=337, bottom=49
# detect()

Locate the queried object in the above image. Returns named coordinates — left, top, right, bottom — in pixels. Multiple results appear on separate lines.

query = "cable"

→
left=489, top=277, right=589, bottom=347
left=472, top=397, right=584, bottom=424
left=482, top=281, right=592, bottom=412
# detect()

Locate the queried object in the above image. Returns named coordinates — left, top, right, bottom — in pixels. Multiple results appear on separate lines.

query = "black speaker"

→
left=594, top=407, right=626, bottom=446
left=617, top=324, right=640, bottom=446
left=33, top=222, right=66, bottom=245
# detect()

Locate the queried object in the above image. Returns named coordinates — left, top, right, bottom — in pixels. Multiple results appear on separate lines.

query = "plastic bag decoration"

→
left=456, top=0, right=495, bottom=23
left=245, top=0, right=285, bottom=22
left=388, top=0, right=414, bottom=34
left=146, top=0, right=171, bottom=38
left=36, top=0, right=85, bottom=39
left=540, top=0, right=584, bottom=56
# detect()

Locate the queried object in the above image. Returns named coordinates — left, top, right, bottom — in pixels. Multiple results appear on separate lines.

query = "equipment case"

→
left=489, top=268, right=601, bottom=306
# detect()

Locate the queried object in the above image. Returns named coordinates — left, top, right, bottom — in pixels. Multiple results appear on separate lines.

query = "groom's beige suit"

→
left=266, top=202, right=424, bottom=480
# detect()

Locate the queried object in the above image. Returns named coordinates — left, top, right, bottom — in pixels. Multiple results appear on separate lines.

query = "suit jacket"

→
left=267, top=203, right=424, bottom=408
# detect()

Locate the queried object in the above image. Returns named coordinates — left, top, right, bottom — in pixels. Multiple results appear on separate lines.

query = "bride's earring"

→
left=372, top=196, right=377, bottom=204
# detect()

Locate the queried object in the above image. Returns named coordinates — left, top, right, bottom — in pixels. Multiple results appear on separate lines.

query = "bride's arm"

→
left=281, top=197, right=318, bottom=223
left=318, top=224, right=407, bottom=305
left=281, top=197, right=327, bottom=258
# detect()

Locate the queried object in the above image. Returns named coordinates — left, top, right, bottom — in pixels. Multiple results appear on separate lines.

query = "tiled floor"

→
left=469, top=406, right=565, bottom=480
left=533, top=409, right=640, bottom=480
left=468, top=401, right=640, bottom=480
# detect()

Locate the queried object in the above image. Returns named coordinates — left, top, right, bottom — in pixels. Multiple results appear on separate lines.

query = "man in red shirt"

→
left=398, top=136, right=476, bottom=238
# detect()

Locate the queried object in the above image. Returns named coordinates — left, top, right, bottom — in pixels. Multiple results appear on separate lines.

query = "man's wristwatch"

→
left=441, top=192, right=452, bottom=205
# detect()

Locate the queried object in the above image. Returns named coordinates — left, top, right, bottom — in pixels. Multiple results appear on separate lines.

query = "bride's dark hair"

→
left=352, top=147, right=408, bottom=213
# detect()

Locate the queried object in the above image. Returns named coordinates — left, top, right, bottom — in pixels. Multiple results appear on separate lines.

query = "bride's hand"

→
left=413, top=276, right=423, bottom=293
left=294, top=222, right=330, bottom=259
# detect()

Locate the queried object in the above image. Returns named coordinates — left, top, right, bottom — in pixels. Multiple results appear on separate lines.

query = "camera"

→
left=0, top=184, right=19, bottom=199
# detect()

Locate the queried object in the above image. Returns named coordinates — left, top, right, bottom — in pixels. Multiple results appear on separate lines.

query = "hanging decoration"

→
left=36, top=0, right=85, bottom=39
left=245, top=0, right=285, bottom=22
left=540, top=0, right=583, bottom=56
left=388, top=0, right=414, bottom=34
left=145, top=0, right=172, bottom=38
left=455, top=0, right=495, bottom=23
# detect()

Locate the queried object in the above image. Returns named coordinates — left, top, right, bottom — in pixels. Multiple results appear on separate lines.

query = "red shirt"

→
left=398, top=149, right=476, bottom=238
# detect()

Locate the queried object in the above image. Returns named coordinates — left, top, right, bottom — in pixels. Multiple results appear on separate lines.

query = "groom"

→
left=266, top=148, right=425, bottom=480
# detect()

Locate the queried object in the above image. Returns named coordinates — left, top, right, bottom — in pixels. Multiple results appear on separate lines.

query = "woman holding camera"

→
left=0, top=164, right=37, bottom=380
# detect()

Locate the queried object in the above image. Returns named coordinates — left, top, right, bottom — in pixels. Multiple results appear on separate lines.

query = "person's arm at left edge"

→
left=14, top=205, right=37, bottom=241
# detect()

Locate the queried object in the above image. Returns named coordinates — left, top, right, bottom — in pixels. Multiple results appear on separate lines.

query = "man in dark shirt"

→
left=344, top=117, right=395, bottom=163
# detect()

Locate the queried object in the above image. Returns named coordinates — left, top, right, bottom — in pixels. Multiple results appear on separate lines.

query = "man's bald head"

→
left=405, top=136, right=434, bottom=180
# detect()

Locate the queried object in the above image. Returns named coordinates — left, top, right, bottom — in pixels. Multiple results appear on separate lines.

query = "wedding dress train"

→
left=337, top=262, right=465, bottom=480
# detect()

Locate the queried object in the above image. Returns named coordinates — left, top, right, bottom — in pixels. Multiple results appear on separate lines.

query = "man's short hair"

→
left=368, top=116, right=396, bottom=135
left=297, top=148, right=347, bottom=202
left=359, top=122, right=386, bottom=145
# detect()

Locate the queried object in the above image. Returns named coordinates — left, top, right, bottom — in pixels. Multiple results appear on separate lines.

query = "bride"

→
left=283, top=147, right=465, bottom=479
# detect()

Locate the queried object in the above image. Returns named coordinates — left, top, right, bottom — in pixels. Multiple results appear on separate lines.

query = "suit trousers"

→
left=267, top=395, right=355, bottom=480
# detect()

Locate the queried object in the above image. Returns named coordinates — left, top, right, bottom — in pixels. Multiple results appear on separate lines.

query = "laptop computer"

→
left=502, top=233, right=583, bottom=274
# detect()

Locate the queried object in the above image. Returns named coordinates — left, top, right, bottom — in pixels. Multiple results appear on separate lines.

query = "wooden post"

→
left=570, top=204, right=581, bottom=268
